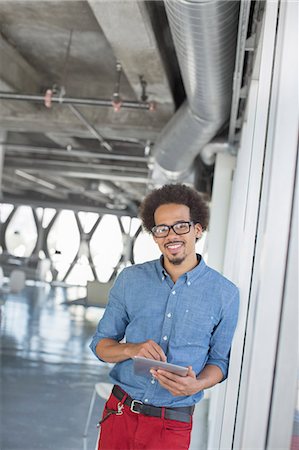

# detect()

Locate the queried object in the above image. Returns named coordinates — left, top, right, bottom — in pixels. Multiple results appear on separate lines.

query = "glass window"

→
left=65, top=262, right=94, bottom=286
left=78, top=211, right=99, bottom=233
left=121, top=216, right=132, bottom=234
left=5, top=206, right=37, bottom=257
left=42, top=208, right=57, bottom=228
left=133, top=230, right=161, bottom=264
left=47, top=211, right=80, bottom=281
left=196, top=231, right=208, bottom=258
left=90, top=215, right=123, bottom=283
left=120, top=216, right=140, bottom=236
left=130, top=218, right=142, bottom=237
left=0, top=204, right=14, bottom=222
left=35, top=207, right=44, bottom=221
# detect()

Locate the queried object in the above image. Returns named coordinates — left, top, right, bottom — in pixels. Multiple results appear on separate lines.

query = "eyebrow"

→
left=154, top=220, right=190, bottom=227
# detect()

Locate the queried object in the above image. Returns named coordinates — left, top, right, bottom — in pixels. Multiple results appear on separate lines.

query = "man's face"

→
left=153, top=203, right=202, bottom=267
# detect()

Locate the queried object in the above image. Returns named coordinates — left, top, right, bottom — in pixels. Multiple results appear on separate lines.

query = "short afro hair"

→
left=139, top=184, right=209, bottom=233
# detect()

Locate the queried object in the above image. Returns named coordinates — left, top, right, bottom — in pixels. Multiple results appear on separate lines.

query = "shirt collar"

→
left=156, top=254, right=207, bottom=283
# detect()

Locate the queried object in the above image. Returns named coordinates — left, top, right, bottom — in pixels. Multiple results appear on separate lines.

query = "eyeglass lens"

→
left=152, top=221, right=192, bottom=237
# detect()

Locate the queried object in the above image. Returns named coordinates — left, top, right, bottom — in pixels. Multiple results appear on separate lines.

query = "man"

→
left=90, top=183, right=239, bottom=450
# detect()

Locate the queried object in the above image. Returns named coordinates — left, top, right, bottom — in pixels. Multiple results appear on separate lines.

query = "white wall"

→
left=208, top=1, right=298, bottom=449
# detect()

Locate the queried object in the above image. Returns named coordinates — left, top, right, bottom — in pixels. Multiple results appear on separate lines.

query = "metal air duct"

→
left=152, top=0, right=239, bottom=181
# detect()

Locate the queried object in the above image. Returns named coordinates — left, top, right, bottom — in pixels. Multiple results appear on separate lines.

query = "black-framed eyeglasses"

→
left=151, top=221, right=194, bottom=238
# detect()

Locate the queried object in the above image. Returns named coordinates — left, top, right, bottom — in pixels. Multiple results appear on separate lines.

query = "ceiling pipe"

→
left=0, top=92, right=155, bottom=111
left=152, top=0, right=240, bottom=181
left=200, top=141, right=231, bottom=166
left=68, top=104, right=113, bottom=152
left=4, top=144, right=149, bottom=163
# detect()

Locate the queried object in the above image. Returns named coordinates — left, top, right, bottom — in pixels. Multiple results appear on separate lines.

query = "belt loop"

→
left=119, top=392, right=128, bottom=406
left=161, top=407, right=165, bottom=419
left=113, top=386, right=128, bottom=406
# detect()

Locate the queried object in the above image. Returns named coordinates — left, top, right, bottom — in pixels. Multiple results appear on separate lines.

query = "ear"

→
left=194, top=223, right=203, bottom=239
left=152, top=234, right=159, bottom=245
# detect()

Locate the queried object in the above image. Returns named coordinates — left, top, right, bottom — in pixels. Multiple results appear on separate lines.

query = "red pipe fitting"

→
left=44, top=89, right=53, bottom=108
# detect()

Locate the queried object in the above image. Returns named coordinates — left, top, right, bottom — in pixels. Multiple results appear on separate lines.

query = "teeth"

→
left=167, top=243, right=182, bottom=249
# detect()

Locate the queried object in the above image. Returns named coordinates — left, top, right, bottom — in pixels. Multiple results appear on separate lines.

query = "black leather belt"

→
left=112, top=385, right=194, bottom=423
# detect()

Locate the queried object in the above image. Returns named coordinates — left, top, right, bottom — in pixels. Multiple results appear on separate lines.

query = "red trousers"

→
left=97, top=392, right=192, bottom=450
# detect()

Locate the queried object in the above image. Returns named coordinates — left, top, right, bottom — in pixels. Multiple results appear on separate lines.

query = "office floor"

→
left=0, top=284, right=110, bottom=450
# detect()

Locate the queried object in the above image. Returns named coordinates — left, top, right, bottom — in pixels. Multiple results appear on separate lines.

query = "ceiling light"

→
left=105, top=202, right=127, bottom=210
left=15, top=170, right=56, bottom=190
left=98, top=181, right=115, bottom=195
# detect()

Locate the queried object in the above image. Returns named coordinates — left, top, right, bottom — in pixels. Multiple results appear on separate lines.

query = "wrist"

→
left=123, top=342, right=135, bottom=359
left=196, top=376, right=206, bottom=392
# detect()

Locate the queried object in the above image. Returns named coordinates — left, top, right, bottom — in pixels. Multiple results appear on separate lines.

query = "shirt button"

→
left=162, top=276, right=165, bottom=281
left=172, top=290, right=176, bottom=295
left=163, top=335, right=168, bottom=341
left=151, top=379, right=155, bottom=384
left=167, top=313, right=172, bottom=318
left=187, top=281, right=191, bottom=286
left=144, top=399, right=149, bottom=403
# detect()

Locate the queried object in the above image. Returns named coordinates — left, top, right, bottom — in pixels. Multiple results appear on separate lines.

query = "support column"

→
left=0, top=131, right=7, bottom=201
left=207, top=152, right=236, bottom=272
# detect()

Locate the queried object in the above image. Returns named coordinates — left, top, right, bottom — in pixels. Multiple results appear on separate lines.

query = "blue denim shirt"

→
left=90, top=256, right=239, bottom=407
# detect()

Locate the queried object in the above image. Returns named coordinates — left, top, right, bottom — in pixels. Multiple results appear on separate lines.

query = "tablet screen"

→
left=133, top=356, right=188, bottom=377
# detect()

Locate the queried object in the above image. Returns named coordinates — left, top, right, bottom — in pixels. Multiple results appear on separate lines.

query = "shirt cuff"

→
left=205, top=359, right=228, bottom=381
left=89, top=336, right=106, bottom=362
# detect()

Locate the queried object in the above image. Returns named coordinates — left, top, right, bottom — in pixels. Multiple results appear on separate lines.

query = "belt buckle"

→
left=130, top=399, right=143, bottom=414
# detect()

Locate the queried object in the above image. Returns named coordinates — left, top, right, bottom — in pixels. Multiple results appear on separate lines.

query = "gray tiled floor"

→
left=0, top=284, right=110, bottom=450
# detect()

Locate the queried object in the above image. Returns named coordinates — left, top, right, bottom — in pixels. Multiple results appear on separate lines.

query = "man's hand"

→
left=96, top=338, right=166, bottom=363
left=150, top=364, right=223, bottom=396
left=150, top=366, right=201, bottom=396
left=129, top=339, right=167, bottom=361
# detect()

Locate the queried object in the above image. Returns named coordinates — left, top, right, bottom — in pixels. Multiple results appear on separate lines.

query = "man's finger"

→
left=144, top=341, right=166, bottom=361
left=150, top=341, right=167, bottom=361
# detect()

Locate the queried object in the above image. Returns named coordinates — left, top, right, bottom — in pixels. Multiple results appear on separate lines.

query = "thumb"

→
left=187, top=366, right=195, bottom=377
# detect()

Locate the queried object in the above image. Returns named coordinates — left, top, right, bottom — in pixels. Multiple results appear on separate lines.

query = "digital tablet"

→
left=133, top=356, right=188, bottom=377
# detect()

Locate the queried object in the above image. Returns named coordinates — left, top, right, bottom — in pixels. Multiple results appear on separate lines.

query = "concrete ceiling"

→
left=0, top=0, right=257, bottom=216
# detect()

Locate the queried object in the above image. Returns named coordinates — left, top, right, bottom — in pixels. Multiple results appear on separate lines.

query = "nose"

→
left=167, top=226, right=180, bottom=238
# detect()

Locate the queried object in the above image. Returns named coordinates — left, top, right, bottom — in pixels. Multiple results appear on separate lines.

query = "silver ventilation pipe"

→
left=152, top=0, right=239, bottom=181
left=201, top=140, right=231, bottom=166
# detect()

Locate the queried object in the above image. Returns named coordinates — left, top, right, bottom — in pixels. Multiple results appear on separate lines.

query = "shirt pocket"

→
left=174, top=307, right=217, bottom=347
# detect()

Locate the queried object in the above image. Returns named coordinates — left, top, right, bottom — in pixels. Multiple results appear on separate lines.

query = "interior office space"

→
left=0, top=1, right=298, bottom=450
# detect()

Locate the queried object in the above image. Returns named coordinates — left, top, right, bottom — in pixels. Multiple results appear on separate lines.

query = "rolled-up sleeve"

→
left=206, top=288, right=239, bottom=379
left=89, top=270, right=129, bottom=361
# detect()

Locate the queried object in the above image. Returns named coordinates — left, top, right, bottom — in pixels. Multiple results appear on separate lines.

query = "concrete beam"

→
left=45, top=133, right=81, bottom=150
left=0, top=33, right=42, bottom=93
left=0, top=131, right=6, bottom=199
left=0, top=104, right=168, bottom=141
left=1, top=194, right=138, bottom=217
left=0, top=34, right=44, bottom=119
left=88, top=0, right=174, bottom=107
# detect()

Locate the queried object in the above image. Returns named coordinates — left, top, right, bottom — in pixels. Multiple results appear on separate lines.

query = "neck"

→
left=164, top=254, right=199, bottom=283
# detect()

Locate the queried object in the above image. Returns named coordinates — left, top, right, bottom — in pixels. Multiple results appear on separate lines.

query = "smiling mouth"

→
left=165, top=241, right=184, bottom=253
